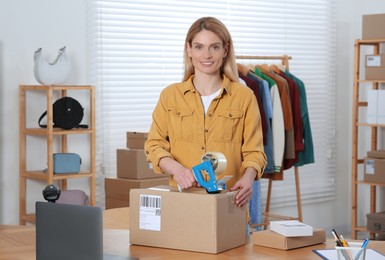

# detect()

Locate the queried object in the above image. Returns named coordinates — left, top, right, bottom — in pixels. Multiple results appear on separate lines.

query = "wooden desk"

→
left=2, top=208, right=385, bottom=259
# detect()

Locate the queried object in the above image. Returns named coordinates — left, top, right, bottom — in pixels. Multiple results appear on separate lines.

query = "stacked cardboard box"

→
left=105, top=132, right=169, bottom=209
left=364, top=150, right=385, bottom=185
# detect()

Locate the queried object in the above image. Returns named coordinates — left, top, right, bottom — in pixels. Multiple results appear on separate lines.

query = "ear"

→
left=223, top=42, right=229, bottom=57
left=186, top=42, right=192, bottom=57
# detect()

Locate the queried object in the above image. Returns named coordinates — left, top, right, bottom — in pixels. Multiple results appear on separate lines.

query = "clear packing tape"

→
left=201, top=152, right=227, bottom=175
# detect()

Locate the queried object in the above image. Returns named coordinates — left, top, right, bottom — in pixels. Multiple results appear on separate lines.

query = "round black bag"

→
left=38, top=96, right=86, bottom=130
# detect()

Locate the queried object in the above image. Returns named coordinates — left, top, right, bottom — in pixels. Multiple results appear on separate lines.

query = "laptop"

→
left=35, top=201, right=138, bottom=260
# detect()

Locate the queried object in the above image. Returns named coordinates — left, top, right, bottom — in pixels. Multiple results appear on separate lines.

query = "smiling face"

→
left=187, top=29, right=228, bottom=77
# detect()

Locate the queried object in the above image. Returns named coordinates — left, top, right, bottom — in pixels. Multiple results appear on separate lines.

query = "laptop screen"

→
left=36, top=201, right=103, bottom=260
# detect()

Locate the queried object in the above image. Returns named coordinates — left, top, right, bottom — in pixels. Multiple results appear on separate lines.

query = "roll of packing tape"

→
left=201, top=152, right=227, bottom=175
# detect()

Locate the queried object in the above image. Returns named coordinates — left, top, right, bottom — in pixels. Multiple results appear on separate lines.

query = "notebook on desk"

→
left=35, top=201, right=137, bottom=260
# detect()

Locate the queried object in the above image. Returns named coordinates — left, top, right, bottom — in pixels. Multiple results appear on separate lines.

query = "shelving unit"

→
left=19, top=85, right=96, bottom=225
left=351, top=39, right=385, bottom=239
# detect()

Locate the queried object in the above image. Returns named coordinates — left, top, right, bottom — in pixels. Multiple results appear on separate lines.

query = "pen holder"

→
left=336, top=242, right=366, bottom=260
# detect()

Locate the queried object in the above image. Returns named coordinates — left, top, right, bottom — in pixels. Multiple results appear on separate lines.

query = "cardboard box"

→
left=252, top=228, right=326, bottom=250
left=129, top=187, right=247, bottom=254
left=126, top=132, right=148, bottom=149
left=104, top=177, right=169, bottom=209
left=270, top=220, right=313, bottom=237
left=365, top=55, right=385, bottom=80
left=367, top=150, right=385, bottom=159
left=367, top=211, right=385, bottom=233
left=117, top=148, right=165, bottom=179
left=364, top=157, right=385, bottom=184
left=362, top=14, right=385, bottom=40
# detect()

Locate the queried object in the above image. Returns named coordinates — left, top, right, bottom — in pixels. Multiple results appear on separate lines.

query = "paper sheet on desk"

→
left=313, top=248, right=385, bottom=260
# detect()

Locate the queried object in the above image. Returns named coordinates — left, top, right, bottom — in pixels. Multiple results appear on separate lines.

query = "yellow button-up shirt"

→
left=145, top=75, right=267, bottom=188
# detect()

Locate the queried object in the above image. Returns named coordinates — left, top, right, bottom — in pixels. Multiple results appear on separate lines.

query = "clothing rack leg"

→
left=266, top=178, right=273, bottom=213
left=294, top=166, right=303, bottom=222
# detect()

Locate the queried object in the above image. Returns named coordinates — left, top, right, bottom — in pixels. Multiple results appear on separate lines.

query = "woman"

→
left=144, top=17, right=266, bottom=207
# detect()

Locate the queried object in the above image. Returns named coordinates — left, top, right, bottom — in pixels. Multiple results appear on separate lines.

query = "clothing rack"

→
left=235, top=54, right=303, bottom=227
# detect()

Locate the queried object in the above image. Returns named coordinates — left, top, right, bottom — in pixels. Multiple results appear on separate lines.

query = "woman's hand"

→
left=159, top=157, right=196, bottom=189
left=230, top=168, right=257, bottom=207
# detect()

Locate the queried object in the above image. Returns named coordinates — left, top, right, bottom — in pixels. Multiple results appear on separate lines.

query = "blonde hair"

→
left=183, top=17, right=239, bottom=82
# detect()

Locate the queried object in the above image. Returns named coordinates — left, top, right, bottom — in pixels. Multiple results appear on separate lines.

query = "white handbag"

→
left=33, top=46, right=71, bottom=85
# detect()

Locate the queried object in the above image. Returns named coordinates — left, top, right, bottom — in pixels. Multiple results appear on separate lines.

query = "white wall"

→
left=0, top=0, right=88, bottom=224
left=0, top=0, right=384, bottom=238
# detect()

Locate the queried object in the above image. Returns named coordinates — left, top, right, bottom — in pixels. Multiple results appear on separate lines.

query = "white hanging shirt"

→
left=200, top=88, right=221, bottom=115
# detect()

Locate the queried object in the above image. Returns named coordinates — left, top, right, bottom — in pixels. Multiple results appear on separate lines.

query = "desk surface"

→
left=1, top=208, right=385, bottom=260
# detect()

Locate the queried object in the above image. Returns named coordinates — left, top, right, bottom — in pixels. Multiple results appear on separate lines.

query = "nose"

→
left=203, top=47, right=213, bottom=58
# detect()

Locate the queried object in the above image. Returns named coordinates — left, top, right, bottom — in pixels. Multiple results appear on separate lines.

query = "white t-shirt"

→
left=200, top=88, right=221, bottom=114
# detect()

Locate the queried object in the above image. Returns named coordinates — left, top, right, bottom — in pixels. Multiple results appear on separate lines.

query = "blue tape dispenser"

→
left=192, top=152, right=229, bottom=194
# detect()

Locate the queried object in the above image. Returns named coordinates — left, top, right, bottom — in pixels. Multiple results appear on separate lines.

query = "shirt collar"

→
left=181, top=75, right=233, bottom=96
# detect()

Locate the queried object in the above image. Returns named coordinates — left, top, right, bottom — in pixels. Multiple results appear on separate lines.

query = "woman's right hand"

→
left=173, top=168, right=196, bottom=190
left=159, top=157, right=196, bottom=190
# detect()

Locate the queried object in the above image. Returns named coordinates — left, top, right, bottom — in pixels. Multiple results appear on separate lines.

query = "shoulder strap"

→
left=38, top=111, right=89, bottom=129
left=38, top=111, right=48, bottom=128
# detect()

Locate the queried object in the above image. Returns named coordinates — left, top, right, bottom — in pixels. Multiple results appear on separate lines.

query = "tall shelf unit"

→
left=351, top=39, right=385, bottom=239
left=19, top=85, right=96, bottom=225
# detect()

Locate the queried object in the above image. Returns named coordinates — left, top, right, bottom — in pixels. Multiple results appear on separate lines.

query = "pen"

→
left=354, top=238, right=369, bottom=260
left=361, top=238, right=369, bottom=248
left=331, top=229, right=343, bottom=247
left=340, top=235, right=349, bottom=247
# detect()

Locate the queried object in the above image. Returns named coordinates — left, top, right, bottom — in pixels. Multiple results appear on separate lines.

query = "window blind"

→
left=87, top=0, right=336, bottom=207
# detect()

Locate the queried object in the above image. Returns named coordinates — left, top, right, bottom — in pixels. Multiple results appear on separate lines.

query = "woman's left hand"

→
left=229, top=168, right=257, bottom=207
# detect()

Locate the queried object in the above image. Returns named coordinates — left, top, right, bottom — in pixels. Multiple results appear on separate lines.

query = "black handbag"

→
left=38, top=96, right=88, bottom=130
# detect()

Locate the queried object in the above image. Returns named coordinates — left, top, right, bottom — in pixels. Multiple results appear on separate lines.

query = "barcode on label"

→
left=140, top=195, right=161, bottom=208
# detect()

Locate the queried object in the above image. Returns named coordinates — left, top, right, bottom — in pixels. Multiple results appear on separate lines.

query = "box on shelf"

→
left=126, top=132, right=148, bottom=149
left=364, top=157, right=385, bottom=184
left=129, top=186, right=247, bottom=254
left=367, top=150, right=385, bottom=159
left=365, top=55, right=385, bottom=80
left=252, top=229, right=326, bottom=250
left=367, top=211, right=385, bottom=233
left=270, top=220, right=313, bottom=237
left=362, top=13, right=385, bottom=40
left=117, top=148, right=166, bottom=179
left=105, top=177, right=169, bottom=209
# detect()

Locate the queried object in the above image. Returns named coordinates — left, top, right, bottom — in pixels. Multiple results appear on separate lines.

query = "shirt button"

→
left=229, top=114, right=233, bottom=117
left=204, top=129, right=208, bottom=133
left=208, top=113, right=212, bottom=117
left=201, top=146, right=205, bottom=150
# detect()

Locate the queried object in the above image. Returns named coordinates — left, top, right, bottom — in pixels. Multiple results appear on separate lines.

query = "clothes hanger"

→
left=236, top=63, right=250, bottom=76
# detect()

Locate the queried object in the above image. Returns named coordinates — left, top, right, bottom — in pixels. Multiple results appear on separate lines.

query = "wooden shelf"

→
left=351, top=39, right=385, bottom=239
left=19, top=85, right=96, bottom=225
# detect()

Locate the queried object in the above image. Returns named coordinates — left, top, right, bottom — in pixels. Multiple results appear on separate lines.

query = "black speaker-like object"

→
left=42, top=184, right=61, bottom=203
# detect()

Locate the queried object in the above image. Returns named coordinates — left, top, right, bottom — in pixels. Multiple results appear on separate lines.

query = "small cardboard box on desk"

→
left=129, top=186, right=247, bottom=254
left=253, top=220, right=326, bottom=250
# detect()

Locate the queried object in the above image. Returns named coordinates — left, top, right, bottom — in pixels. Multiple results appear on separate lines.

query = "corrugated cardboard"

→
left=252, top=229, right=326, bottom=250
left=365, top=55, right=385, bottom=80
left=364, top=158, right=385, bottom=184
left=117, top=148, right=165, bottom=179
left=129, top=187, right=247, bottom=254
left=362, top=14, right=385, bottom=40
left=367, top=150, right=385, bottom=159
left=105, top=177, right=169, bottom=209
left=126, top=132, right=148, bottom=149
left=367, top=211, right=385, bottom=233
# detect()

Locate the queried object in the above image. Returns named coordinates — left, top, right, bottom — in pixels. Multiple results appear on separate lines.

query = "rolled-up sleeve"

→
left=241, top=92, right=267, bottom=179
left=144, top=89, right=173, bottom=174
